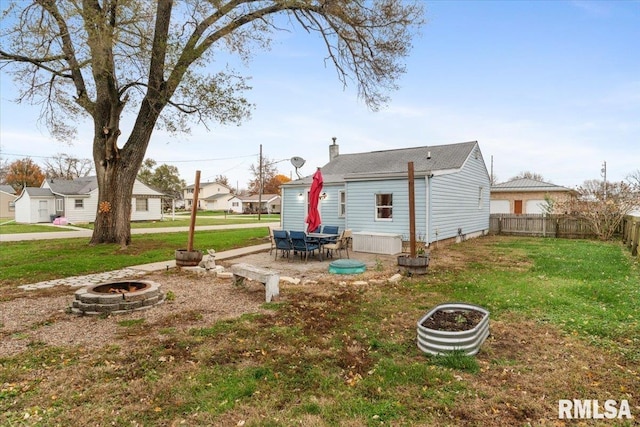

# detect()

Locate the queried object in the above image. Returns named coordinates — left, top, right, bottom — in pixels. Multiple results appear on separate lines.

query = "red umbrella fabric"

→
left=306, top=168, right=323, bottom=232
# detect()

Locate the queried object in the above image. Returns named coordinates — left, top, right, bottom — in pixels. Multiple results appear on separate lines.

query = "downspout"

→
left=426, top=172, right=433, bottom=246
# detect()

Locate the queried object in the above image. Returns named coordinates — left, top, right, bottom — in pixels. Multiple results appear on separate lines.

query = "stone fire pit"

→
left=71, top=280, right=165, bottom=315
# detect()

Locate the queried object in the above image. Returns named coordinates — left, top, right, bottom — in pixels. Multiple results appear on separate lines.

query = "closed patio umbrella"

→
left=306, top=168, right=323, bottom=232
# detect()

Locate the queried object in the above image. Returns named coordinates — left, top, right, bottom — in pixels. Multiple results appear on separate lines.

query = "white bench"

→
left=230, top=263, right=280, bottom=302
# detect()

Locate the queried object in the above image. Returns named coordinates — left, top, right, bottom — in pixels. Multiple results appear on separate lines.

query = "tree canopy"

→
left=0, top=0, right=424, bottom=246
left=4, top=158, right=45, bottom=192
left=138, top=158, right=187, bottom=201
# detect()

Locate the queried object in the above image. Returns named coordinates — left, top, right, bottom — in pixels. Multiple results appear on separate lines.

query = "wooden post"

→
left=258, top=144, right=263, bottom=221
left=408, top=162, right=416, bottom=257
left=187, top=170, right=201, bottom=252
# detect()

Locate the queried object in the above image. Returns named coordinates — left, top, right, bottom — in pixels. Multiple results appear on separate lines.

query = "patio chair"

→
left=321, top=225, right=340, bottom=244
left=289, top=230, right=320, bottom=262
left=268, top=227, right=277, bottom=255
left=324, top=229, right=350, bottom=259
left=273, top=230, right=293, bottom=261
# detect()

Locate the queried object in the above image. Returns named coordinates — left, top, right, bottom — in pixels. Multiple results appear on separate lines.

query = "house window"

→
left=56, top=199, right=63, bottom=212
left=8, top=201, right=15, bottom=212
left=136, top=198, right=149, bottom=211
left=74, top=199, right=84, bottom=209
left=375, top=193, right=393, bottom=220
left=339, top=190, right=346, bottom=218
left=232, top=201, right=239, bottom=207
left=478, top=186, right=483, bottom=209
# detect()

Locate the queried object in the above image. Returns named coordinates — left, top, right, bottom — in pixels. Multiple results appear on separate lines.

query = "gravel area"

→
left=0, top=250, right=399, bottom=358
left=0, top=271, right=271, bottom=357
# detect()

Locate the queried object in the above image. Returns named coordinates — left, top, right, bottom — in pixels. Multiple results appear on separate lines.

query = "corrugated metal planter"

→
left=417, top=303, right=490, bottom=356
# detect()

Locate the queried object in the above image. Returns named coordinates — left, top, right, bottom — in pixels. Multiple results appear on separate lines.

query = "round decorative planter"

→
left=175, top=249, right=203, bottom=267
left=397, top=253, right=430, bottom=275
left=416, top=303, right=490, bottom=356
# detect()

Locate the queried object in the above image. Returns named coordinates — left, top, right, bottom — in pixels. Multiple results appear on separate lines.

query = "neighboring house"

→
left=228, top=194, right=281, bottom=214
left=280, top=140, right=490, bottom=254
left=0, top=184, right=17, bottom=219
left=14, top=176, right=164, bottom=223
left=184, top=181, right=233, bottom=211
left=490, top=178, right=577, bottom=214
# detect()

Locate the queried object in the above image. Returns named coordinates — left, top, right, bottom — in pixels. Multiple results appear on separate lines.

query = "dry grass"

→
left=1, top=236, right=639, bottom=426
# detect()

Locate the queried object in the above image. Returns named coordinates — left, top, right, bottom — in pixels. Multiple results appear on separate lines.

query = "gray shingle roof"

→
left=284, top=141, right=479, bottom=185
left=47, top=176, right=97, bottom=195
left=491, top=178, right=573, bottom=193
left=0, top=185, right=16, bottom=194
left=202, top=193, right=234, bottom=202
left=24, top=188, right=54, bottom=197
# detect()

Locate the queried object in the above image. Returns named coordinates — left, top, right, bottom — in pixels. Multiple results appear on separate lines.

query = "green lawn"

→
left=0, top=227, right=270, bottom=287
left=1, top=236, right=638, bottom=426
left=0, top=216, right=280, bottom=233
left=0, top=221, right=71, bottom=234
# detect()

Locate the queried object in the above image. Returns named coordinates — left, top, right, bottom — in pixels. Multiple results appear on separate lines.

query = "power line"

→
left=156, top=154, right=258, bottom=163
left=1, top=152, right=258, bottom=163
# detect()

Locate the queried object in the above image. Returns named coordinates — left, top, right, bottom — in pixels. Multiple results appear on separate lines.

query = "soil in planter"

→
left=422, top=309, right=484, bottom=332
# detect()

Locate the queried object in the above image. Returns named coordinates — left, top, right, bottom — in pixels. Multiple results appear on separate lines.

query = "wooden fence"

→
left=622, top=215, right=640, bottom=261
left=489, top=214, right=596, bottom=239
left=490, top=214, right=640, bottom=261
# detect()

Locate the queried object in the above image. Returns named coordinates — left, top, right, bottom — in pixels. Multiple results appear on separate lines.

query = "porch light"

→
left=320, top=192, right=327, bottom=200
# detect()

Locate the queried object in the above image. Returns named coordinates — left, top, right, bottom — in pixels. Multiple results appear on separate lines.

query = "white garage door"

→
left=525, top=199, right=547, bottom=214
left=490, top=200, right=510, bottom=214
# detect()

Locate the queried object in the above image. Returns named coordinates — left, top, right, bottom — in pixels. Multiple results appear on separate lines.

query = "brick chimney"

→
left=329, top=137, right=339, bottom=161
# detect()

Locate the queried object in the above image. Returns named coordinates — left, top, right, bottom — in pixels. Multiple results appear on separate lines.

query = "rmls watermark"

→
left=558, top=399, right=633, bottom=420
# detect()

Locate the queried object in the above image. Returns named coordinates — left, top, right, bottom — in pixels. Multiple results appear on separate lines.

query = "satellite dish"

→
left=290, top=156, right=306, bottom=168
left=290, top=156, right=306, bottom=179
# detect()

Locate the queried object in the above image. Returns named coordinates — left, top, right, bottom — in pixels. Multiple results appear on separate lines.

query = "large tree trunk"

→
left=91, top=156, right=137, bottom=246
left=90, top=101, right=160, bottom=246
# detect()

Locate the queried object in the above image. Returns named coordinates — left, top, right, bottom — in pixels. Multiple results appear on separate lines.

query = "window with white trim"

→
left=375, top=193, right=393, bottom=220
left=136, top=198, right=149, bottom=211
left=74, top=199, right=83, bottom=209
left=339, top=190, right=346, bottom=218
left=56, top=199, right=63, bottom=211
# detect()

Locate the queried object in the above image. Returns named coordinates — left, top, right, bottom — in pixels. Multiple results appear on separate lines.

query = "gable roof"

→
left=44, top=176, right=164, bottom=197
left=202, top=193, right=234, bottom=202
left=491, top=178, right=574, bottom=193
left=185, top=181, right=232, bottom=191
left=22, top=188, right=54, bottom=197
left=46, top=176, right=97, bottom=195
left=285, top=141, right=480, bottom=185
left=0, top=185, right=16, bottom=195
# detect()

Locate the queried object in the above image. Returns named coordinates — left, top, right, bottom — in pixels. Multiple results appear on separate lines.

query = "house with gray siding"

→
left=280, top=140, right=490, bottom=254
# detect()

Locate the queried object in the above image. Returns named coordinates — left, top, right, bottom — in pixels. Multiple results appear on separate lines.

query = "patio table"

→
left=307, top=232, right=340, bottom=261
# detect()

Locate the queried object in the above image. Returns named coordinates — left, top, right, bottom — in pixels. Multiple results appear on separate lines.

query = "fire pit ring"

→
left=71, top=280, right=165, bottom=316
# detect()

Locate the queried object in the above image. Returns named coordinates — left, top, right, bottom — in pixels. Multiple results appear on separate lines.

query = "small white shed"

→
left=14, top=188, right=57, bottom=223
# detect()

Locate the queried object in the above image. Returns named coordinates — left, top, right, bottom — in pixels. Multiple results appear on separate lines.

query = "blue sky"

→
left=1, top=0, right=638, bottom=190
